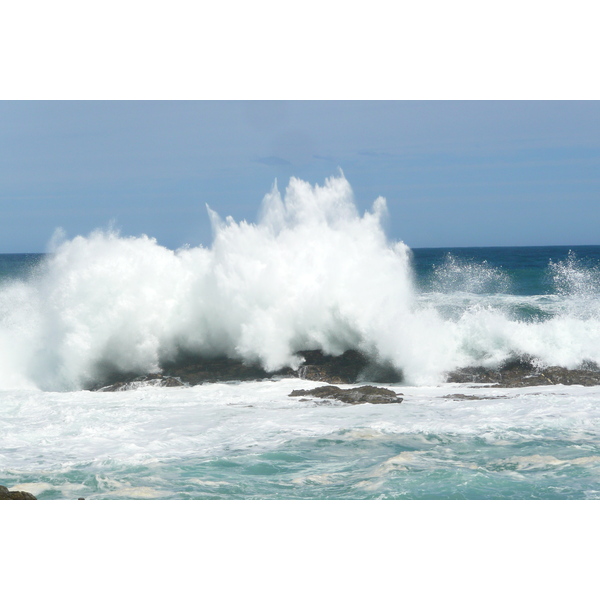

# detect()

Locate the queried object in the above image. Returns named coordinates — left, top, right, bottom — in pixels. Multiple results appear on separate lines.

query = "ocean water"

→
left=1, top=175, right=600, bottom=500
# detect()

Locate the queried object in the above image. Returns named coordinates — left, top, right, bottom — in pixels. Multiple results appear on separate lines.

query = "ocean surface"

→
left=1, top=175, right=599, bottom=499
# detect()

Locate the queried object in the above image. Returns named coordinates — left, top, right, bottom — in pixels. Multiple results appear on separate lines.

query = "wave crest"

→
left=0, top=175, right=413, bottom=390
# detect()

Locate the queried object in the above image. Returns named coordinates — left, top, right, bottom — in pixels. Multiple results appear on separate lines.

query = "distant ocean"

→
left=1, top=176, right=600, bottom=499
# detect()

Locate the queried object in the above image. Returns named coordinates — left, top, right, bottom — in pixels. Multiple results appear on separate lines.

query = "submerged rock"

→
left=97, top=374, right=186, bottom=392
left=0, top=485, right=37, bottom=500
left=289, top=384, right=403, bottom=405
left=443, top=393, right=508, bottom=401
left=447, top=358, right=600, bottom=387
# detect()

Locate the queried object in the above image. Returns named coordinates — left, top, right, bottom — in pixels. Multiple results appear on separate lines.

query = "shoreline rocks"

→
left=295, top=350, right=403, bottom=385
left=91, top=349, right=403, bottom=391
left=447, top=358, right=600, bottom=387
left=0, top=485, right=37, bottom=500
left=97, top=374, right=187, bottom=392
left=90, top=349, right=600, bottom=391
left=289, top=384, right=403, bottom=405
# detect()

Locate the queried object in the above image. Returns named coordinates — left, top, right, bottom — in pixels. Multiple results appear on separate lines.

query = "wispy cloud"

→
left=358, top=150, right=397, bottom=158
left=254, top=156, right=292, bottom=166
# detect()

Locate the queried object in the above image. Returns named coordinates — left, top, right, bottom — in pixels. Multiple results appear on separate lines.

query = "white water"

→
left=3, top=379, right=600, bottom=499
left=1, top=175, right=600, bottom=391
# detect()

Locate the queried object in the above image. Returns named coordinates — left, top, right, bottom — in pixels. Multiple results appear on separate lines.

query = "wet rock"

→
left=92, top=348, right=404, bottom=390
left=443, top=393, right=508, bottom=401
left=289, top=384, right=403, bottom=404
left=91, top=350, right=600, bottom=392
left=444, top=393, right=487, bottom=401
left=97, top=374, right=186, bottom=392
left=296, top=350, right=368, bottom=384
left=160, top=356, right=293, bottom=386
left=447, top=358, right=600, bottom=387
left=541, top=366, right=600, bottom=386
left=92, top=360, right=282, bottom=391
left=296, top=350, right=403, bottom=384
left=0, top=485, right=37, bottom=500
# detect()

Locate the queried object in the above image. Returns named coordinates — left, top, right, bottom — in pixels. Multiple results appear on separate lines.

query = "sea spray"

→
left=429, top=253, right=510, bottom=295
left=1, top=175, right=600, bottom=391
left=0, top=176, right=416, bottom=390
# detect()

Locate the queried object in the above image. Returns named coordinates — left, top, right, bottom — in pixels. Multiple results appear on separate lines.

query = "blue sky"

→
left=1, top=101, right=599, bottom=252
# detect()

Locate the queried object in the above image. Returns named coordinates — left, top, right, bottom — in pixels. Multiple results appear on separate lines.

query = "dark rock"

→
left=443, top=393, right=508, bottom=401
left=90, top=348, right=600, bottom=392
left=541, top=366, right=600, bottom=386
left=160, top=356, right=293, bottom=386
left=296, top=350, right=368, bottom=384
left=91, top=348, right=404, bottom=391
left=0, top=484, right=37, bottom=500
left=97, top=374, right=186, bottom=392
left=289, top=384, right=403, bottom=405
left=447, top=357, right=600, bottom=387
left=296, top=350, right=403, bottom=384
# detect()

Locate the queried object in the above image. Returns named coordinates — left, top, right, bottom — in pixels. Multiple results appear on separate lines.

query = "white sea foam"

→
left=1, top=174, right=600, bottom=391
left=490, top=454, right=600, bottom=471
left=291, top=474, right=337, bottom=485
left=2, top=380, right=600, bottom=498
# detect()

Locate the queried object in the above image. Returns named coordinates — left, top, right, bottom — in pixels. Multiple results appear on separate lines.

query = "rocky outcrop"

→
left=97, top=374, right=186, bottom=392
left=295, top=350, right=368, bottom=384
left=160, top=356, right=293, bottom=386
left=447, top=358, right=600, bottom=387
left=91, top=350, right=600, bottom=392
left=296, top=350, right=403, bottom=384
left=91, top=357, right=298, bottom=391
left=93, top=349, right=404, bottom=391
left=443, top=393, right=507, bottom=401
left=289, top=384, right=403, bottom=405
left=0, top=485, right=37, bottom=500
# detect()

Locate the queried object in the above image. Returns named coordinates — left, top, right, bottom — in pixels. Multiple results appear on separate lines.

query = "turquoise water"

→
left=8, top=441, right=600, bottom=500
left=2, top=381, right=599, bottom=500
